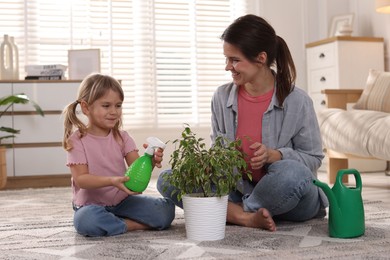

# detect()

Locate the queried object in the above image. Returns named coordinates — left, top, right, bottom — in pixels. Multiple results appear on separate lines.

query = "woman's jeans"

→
left=157, top=159, right=326, bottom=222
left=73, top=195, right=175, bottom=237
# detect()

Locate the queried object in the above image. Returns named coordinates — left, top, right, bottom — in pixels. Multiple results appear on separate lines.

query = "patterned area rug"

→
left=1, top=186, right=389, bottom=260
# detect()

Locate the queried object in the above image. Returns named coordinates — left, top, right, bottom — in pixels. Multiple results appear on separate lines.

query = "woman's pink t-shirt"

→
left=67, top=130, right=138, bottom=206
left=236, top=86, right=274, bottom=183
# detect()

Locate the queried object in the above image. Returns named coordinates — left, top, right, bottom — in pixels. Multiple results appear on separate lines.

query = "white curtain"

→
left=0, top=0, right=248, bottom=129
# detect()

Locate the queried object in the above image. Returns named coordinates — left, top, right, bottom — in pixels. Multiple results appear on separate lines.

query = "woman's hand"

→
left=249, top=142, right=269, bottom=169
left=249, top=142, right=282, bottom=169
left=111, top=176, right=141, bottom=195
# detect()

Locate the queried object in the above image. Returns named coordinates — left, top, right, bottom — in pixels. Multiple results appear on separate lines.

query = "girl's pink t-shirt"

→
left=236, top=86, right=274, bottom=183
left=67, top=130, right=138, bottom=206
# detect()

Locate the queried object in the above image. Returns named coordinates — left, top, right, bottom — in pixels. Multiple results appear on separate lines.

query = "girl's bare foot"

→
left=124, top=219, right=151, bottom=231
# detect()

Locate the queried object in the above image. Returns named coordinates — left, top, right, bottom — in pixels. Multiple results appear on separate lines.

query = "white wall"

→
left=352, top=0, right=390, bottom=69
left=248, top=0, right=390, bottom=91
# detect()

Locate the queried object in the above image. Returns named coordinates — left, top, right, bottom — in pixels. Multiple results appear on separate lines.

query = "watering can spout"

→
left=313, top=179, right=339, bottom=214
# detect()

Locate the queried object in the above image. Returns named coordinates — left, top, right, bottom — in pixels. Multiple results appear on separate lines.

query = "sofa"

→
left=317, top=69, right=390, bottom=183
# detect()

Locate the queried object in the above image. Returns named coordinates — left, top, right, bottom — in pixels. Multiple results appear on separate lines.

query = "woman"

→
left=158, top=14, right=328, bottom=231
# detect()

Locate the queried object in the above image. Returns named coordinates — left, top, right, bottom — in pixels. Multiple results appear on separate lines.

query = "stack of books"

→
left=24, top=64, right=67, bottom=80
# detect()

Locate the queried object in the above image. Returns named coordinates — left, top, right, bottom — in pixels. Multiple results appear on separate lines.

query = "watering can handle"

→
left=336, top=168, right=362, bottom=189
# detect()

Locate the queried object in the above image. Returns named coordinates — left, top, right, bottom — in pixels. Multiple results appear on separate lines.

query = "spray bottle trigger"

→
left=146, top=137, right=166, bottom=149
left=145, top=137, right=166, bottom=155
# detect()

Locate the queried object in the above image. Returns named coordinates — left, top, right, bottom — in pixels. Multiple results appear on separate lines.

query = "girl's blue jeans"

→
left=157, top=159, right=326, bottom=222
left=73, top=194, right=175, bottom=237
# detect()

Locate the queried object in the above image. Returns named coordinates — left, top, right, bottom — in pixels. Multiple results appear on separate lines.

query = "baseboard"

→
left=2, top=174, right=71, bottom=190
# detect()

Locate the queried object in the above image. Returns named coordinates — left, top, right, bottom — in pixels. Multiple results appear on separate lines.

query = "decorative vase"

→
left=10, top=36, right=19, bottom=80
left=182, top=194, right=228, bottom=241
left=0, top=34, right=14, bottom=80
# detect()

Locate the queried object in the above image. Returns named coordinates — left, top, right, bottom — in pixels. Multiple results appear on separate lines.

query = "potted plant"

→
left=0, top=94, right=44, bottom=189
left=165, top=125, right=251, bottom=241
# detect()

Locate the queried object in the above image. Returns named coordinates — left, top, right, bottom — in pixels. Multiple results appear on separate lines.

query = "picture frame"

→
left=68, top=49, right=101, bottom=80
left=329, top=13, right=354, bottom=37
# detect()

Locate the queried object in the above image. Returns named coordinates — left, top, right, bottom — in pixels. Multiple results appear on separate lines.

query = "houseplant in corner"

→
left=0, top=94, right=44, bottom=189
left=165, top=125, right=251, bottom=241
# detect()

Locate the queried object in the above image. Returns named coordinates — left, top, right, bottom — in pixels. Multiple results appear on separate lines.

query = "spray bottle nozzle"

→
left=145, top=137, right=166, bottom=155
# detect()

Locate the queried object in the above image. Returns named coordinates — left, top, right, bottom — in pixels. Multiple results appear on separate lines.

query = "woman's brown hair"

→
left=221, top=14, right=296, bottom=106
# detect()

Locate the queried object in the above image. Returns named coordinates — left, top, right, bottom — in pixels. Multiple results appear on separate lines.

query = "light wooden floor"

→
left=317, top=170, right=390, bottom=209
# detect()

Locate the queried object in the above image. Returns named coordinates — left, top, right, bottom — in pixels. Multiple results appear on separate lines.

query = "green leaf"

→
left=0, top=94, right=29, bottom=106
left=0, top=126, right=20, bottom=134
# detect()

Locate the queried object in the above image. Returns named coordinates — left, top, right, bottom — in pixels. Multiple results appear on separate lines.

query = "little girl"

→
left=63, top=73, right=175, bottom=237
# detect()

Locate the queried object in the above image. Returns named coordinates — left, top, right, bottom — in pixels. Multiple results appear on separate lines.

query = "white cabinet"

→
left=0, top=80, right=81, bottom=177
left=306, top=36, right=384, bottom=112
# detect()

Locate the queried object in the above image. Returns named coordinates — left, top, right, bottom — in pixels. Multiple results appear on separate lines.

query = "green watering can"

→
left=313, top=169, right=365, bottom=238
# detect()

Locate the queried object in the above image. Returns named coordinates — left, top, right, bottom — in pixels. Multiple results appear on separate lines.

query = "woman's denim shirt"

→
left=210, top=82, right=324, bottom=176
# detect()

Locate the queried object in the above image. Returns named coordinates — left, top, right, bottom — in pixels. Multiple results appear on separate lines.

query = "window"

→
left=0, top=0, right=248, bottom=129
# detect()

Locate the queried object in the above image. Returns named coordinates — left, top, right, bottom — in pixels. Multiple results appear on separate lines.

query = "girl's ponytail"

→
left=62, top=101, right=87, bottom=151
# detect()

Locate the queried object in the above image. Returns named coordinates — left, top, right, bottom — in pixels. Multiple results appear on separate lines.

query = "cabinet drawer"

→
left=310, top=93, right=327, bottom=113
left=308, top=68, right=337, bottom=93
left=0, top=83, right=12, bottom=96
left=307, top=43, right=335, bottom=69
left=12, top=82, right=79, bottom=111
left=14, top=147, right=68, bottom=176
left=13, top=114, right=63, bottom=143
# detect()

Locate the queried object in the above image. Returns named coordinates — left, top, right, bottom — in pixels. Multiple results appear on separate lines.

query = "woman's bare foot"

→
left=250, top=208, right=276, bottom=231
left=227, top=202, right=276, bottom=231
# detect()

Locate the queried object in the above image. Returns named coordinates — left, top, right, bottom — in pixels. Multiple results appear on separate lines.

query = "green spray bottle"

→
left=124, top=137, right=166, bottom=192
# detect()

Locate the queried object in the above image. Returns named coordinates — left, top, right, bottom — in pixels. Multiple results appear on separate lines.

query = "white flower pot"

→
left=182, top=194, right=228, bottom=241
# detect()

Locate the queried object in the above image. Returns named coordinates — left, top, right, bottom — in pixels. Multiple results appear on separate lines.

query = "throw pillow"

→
left=353, top=69, right=390, bottom=112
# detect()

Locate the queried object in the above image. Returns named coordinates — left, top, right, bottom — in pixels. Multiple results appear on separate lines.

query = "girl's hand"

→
left=143, top=144, right=164, bottom=168
left=111, top=176, right=141, bottom=195
left=153, top=147, right=164, bottom=168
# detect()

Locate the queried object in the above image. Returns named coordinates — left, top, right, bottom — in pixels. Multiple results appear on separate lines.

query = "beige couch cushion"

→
left=318, top=108, right=390, bottom=160
left=353, top=69, right=390, bottom=112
